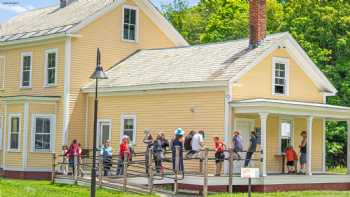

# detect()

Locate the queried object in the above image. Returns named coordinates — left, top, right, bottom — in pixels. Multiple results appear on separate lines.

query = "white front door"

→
left=233, top=119, right=255, bottom=173
left=97, top=121, right=111, bottom=148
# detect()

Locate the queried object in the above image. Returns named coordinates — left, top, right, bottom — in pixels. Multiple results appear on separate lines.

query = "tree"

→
left=163, top=0, right=350, bottom=168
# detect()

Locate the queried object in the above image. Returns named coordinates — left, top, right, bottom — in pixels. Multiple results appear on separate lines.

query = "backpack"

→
left=184, top=135, right=192, bottom=150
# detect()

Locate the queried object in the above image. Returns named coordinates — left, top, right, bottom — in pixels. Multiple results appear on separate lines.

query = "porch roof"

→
left=231, top=99, right=350, bottom=120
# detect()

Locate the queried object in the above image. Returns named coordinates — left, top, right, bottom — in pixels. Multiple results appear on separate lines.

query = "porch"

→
left=230, top=98, right=350, bottom=176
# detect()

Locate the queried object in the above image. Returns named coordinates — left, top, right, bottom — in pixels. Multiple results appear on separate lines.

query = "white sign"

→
left=241, top=168, right=260, bottom=179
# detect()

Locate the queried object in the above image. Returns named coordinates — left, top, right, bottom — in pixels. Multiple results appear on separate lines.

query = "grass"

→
left=327, top=166, right=347, bottom=174
left=0, top=179, right=157, bottom=197
left=210, top=191, right=350, bottom=197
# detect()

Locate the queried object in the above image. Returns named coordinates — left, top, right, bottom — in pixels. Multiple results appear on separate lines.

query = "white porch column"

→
left=347, top=120, right=350, bottom=175
left=259, top=112, right=268, bottom=177
left=306, top=116, right=313, bottom=176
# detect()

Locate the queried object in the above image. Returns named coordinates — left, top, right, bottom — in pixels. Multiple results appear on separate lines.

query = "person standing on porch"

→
left=244, top=131, right=257, bottom=167
left=172, top=128, right=185, bottom=174
left=213, top=136, right=226, bottom=176
left=190, top=130, right=205, bottom=159
left=100, top=139, right=113, bottom=176
left=232, top=131, right=243, bottom=160
left=285, top=145, right=298, bottom=174
left=143, top=129, right=153, bottom=174
left=299, top=131, right=307, bottom=174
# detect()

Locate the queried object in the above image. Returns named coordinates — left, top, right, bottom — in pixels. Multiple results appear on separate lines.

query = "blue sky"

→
left=0, top=0, right=199, bottom=22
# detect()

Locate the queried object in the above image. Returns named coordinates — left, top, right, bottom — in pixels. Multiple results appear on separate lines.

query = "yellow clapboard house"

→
left=0, top=0, right=349, bottom=180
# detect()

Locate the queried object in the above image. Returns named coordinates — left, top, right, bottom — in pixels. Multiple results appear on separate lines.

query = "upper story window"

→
left=20, top=52, right=32, bottom=88
left=45, top=49, right=58, bottom=86
left=122, top=5, right=138, bottom=42
left=272, top=57, right=289, bottom=96
left=121, top=114, right=136, bottom=144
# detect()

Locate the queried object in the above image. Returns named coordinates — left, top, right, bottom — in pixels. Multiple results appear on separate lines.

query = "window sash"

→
left=21, top=55, right=31, bottom=87
left=33, top=117, right=52, bottom=151
left=45, top=51, right=57, bottom=85
left=123, top=8, right=137, bottom=41
left=273, top=60, right=288, bottom=95
left=10, top=117, right=19, bottom=149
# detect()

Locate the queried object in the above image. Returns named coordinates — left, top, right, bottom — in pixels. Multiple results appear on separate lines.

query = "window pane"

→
left=11, top=117, right=19, bottom=133
left=22, top=71, right=30, bottom=86
left=129, top=25, right=135, bottom=40
left=281, top=122, right=291, bottom=138
left=23, top=56, right=31, bottom=70
left=48, top=69, right=55, bottom=84
left=102, top=125, right=110, bottom=143
left=124, top=9, right=130, bottom=23
left=10, top=133, right=18, bottom=149
left=130, top=10, right=136, bottom=24
left=281, top=138, right=290, bottom=152
left=43, top=119, right=50, bottom=134
left=124, top=119, right=134, bottom=129
left=275, top=85, right=284, bottom=94
left=124, top=129, right=134, bottom=142
left=48, top=53, right=56, bottom=68
left=43, top=134, right=50, bottom=150
left=123, top=24, right=129, bottom=39
left=36, top=118, right=44, bottom=133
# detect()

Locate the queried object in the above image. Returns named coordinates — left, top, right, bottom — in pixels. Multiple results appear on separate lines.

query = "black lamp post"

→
left=90, top=48, right=108, bottom=197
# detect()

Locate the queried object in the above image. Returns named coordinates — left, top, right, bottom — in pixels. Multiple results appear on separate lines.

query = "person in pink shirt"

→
left=65, top=139, right=80, bottom=175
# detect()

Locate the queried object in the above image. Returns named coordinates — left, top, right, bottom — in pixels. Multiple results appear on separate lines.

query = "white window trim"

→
left=31, top=114, right=56, bottom=153
left=44, top=48, right=58, bottom=87
left=278, top=117, right=294, bottom=154
left=97, top=119, right=112, bottom=148
left=20, top=52, right=32, bottom=89
left=7, top=113, right=21, bottom=152
left=0, top=56, right=5, bottom=90
left=121, top=5, right=139, bottom=43
left=120, top=114, right=136, bottom=144
left=272, top=57, right=289, bottom=96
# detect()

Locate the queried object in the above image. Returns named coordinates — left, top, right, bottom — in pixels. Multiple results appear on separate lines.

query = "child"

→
left=62, top=145, right=69, bottom=175
left=285, top=145, right=298, bottom=174
left=172, top=128, right=185, bottom=174
left=213, top=136, right=225, bottom=176
left=116, top=135, right=131, bottom=175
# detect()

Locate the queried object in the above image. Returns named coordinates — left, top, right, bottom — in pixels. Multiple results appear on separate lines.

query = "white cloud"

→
left=0, top=3, right=35, bottom=13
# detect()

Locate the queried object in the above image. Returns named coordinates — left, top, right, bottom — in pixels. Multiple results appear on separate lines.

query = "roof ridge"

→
left=140, top=32, right=289, bottom=52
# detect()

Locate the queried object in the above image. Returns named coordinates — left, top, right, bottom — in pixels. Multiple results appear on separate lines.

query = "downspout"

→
left=224, top=79, right=233, bottom=174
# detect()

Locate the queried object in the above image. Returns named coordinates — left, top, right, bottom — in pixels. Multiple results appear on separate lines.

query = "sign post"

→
left=241, top=168, right=260, bottom=197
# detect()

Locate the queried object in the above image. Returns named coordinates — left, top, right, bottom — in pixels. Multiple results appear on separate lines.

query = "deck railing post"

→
left=174, top=146, right=180, bottom=194
left=51, top=153, right=56, bottom=184
left=148, top=148, right=154, bottom=193
left=123, top=151, right=128, bottom=192
left=203, top=148, right=208, bottom=197
left=228, top=149, right=233, bottom=193
left=98, top=155, right=103, bottom=188
left=74, top=155, right=78, bottom=184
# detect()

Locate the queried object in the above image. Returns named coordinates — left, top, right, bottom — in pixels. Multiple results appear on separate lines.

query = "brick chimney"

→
left=249, top=0, right=267, bottom=48
left=60, top=0, right=75, bottom=8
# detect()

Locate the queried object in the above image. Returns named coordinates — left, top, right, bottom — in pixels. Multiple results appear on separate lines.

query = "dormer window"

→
left=122, top=5, right=138, bottom=42
left=272, top=57, right=289, bottom=96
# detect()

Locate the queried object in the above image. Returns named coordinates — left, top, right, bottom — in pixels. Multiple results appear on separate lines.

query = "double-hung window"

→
left=280, top=119, right=293, bottom=153
left=98, top=120, right=111, bottom=147
left=9, top=114, right=20, bottom=150
left=122, top=6, right=138, bottom=42
left=121, top=115, right=136, bottom=144
left=32, top=114, right=55, bottom=152
left=21, top=52, right=32, bottom=88
left=45, top=49, right=57, bottom=86
left=272, top=57, right=289, bottom=96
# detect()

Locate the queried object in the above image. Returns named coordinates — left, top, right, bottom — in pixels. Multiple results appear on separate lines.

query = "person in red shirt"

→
left=64, top=139, right=80, bottom=175
left=117, top=135, right=131, bottom=175
left=213, top=136, right=226, bottom=176
left=285, top=145, right=298, bottom=174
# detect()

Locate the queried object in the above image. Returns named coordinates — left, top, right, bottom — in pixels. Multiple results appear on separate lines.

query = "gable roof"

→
left=82, top=32, right=336, bottom=95
left=0, top=0, right=188, bottom=46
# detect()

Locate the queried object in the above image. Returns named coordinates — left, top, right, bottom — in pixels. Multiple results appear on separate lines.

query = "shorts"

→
left=287, top=161, right=294, bottom=166
left=215, top=152, right=225, bottom=163
left=300, top=152, right=306, bottom=164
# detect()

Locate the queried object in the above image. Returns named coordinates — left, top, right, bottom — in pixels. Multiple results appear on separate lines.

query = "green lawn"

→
left=210, top=191, right=350, bottom=197
left=0, top=179, right=157, bottom=197
left=327, top=166, right=347, bottom=174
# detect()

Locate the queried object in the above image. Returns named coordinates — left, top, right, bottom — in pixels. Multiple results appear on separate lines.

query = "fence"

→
left=51, top=147, right=262, bottom=197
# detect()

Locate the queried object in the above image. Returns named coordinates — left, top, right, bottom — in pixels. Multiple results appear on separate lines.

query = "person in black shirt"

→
left=299, top=131, right=307, bottom=174
left=244, top=131, right=257, bottom=167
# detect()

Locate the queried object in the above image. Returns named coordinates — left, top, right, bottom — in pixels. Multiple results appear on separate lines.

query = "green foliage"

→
left=162, top=0, right=350, bottom=167
left=210, top=191, right=350, bottom=197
